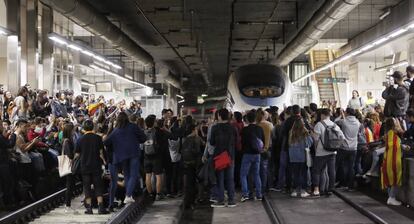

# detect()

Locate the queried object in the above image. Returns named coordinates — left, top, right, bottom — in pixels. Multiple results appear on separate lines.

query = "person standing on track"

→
left=256, top=109, right=273, bottom=193
left=288, top=118, right=313, bottom=198
left=74, top=120, right=108, bottom=214
left=381, top=118, right=405, bottom=206
left=210, top=108, right=238, bottom=208
left=240, top=111, right=264, bottom=202
left=104, top=112, right=147, bottom=204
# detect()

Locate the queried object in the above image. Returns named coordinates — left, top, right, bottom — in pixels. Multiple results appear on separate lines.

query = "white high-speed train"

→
left=225, top=64, right=292, bottom=112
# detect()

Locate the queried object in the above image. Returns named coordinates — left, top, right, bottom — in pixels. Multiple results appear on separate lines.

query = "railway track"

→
left=0, top=184, right=150, bottom=224
left=262, top=191, right=393, bottom=224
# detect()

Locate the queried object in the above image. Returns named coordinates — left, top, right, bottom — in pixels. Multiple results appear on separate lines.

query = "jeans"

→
left=276, top=150, right=289, bottom=189
left=122, top=156, right=140, bottom=197
left=216, top=163, right=235, bottom=203
left=354, top=148, right=364, bottom=175
left=260, top=154, right=269, bottom=193
left=240, top=154, right=261, bottom=198
left=337, top=150, right=357, bottom=188
left=109, top=163, right=119, bottom=207
left=312, top=154, right=336, bottom=191
left=291, top=162, right=307, bottom=193
left=65, top=174, right=75, bottom=207
left=388, top=186, right=399, bottom=198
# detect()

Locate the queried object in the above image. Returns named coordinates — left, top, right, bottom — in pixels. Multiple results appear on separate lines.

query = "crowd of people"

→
left=1, top=66, right=414, bottom=215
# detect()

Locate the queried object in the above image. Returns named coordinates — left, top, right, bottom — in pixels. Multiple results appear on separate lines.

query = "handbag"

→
left=58, top=147, right=72, bottom=177
left=305, top=147, right=313, bottom=168
left=213, top=150, right=232, bottom=171
left=71, top=156, right=81, bottom=174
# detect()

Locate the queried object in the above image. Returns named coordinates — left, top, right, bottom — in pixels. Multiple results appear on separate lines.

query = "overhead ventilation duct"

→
left=273, top=0, right=364, bottom=66
left=40, top=0, right=154, bottom=65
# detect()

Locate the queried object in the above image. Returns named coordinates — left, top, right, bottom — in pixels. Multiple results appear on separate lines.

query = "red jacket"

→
left=27, top=128, right=48, bottom=148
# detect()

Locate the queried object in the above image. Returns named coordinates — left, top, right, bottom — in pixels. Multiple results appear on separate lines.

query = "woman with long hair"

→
left=288, top=118, right=313, bottom=198
left=381, top=118, right=405, bottom=206
left=61, top=122, right=77, bottom=213
left=3, top=91, right=13, bottom=120
left=104, top=112, right=146, bottom=204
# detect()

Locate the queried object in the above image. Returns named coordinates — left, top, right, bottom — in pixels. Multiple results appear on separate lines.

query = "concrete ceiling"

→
left=76, top=0, right=404, bottom=97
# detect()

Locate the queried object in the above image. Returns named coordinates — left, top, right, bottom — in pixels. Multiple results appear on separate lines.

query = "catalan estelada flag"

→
left=381, top=130, right=402, bottom=189
left=88, top=103, right=103, bottom=117
left=365, top=127, right=374, bottom=143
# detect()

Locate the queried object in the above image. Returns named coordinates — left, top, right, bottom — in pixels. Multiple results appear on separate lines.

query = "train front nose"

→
left=236, top=64, right=286, bottom=99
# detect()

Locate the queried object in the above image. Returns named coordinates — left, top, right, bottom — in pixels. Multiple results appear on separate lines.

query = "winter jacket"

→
left=288, top=135, right=313, bottom=163
left=336, top=116, right=361, bottom=150
left=382, top=85, right=409, bottom=117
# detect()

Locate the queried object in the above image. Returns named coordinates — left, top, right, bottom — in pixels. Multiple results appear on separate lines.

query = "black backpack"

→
left=144, top=128, right=158, bottom=155
left=181, top=136, right=199, bottom=162
left=320, top=121, right=345, bottom=152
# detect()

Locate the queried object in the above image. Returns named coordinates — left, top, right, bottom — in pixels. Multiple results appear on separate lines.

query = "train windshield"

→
left=242, top=85, right=283, bottom=98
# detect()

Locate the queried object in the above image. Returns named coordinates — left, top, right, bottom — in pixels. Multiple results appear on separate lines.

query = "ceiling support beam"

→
left=248, top=0, right=281, bottom=59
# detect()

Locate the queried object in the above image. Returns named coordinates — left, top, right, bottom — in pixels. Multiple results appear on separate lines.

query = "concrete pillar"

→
left=19, top=0, right=38, bottom=88
left=5, top=0, right=19, bottom=93
left=41, top=5, right=53, bottom=92
left=408, top=38, right=414, bottom=65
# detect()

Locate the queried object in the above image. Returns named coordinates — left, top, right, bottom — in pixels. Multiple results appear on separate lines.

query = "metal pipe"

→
left=273, top=0, right=364, bottom=66
left=39, top=0, right=154, bottom=66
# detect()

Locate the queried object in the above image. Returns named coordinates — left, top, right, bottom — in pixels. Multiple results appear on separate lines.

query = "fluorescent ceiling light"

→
left=177, top=94, right=184, bottom=99
left=48, top=36, right=67, bottom=45
left=82, top=50, right=96, bottom=57
left=389, top=28, right=407, bottom=38
left=68, top=44, right=82, bottom=51
left=90, top=64, right=151, bottom=89
left=81, top=81, right=95, bottom=87
left=178, top=100, right=185, bottom=104
left=201, top=94, right=208, bottom=97
left=373, top=37, right=389, bottom=45
left=48, top=33, right=122, bottom=70
left=293, top=20, right=414, bottom=85
left=360, top=44, right=374, bottom=52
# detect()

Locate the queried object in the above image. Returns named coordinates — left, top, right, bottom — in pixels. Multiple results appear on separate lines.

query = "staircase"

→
left=310, top=50, right=336, bottom=103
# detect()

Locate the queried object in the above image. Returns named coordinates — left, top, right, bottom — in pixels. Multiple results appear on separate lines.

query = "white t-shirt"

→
left=313, top=118, right=341, bottom=157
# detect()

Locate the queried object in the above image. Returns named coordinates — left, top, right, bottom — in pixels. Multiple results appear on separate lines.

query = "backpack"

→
left=181, top=136, right=199, bottom=163
left=320, top=121, right=344, bottom=152
left=144, top=128, right=158, bottom=155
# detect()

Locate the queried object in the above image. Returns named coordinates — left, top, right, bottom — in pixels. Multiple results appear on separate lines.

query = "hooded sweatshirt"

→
left=335, top=116, right=361, bottom=150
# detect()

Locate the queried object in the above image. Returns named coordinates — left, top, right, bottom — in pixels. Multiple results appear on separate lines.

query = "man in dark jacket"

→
left=240, top=111, right=264, bottom=202
left=210, top=108, right=237, bottom=208
left=382, top=71, right=409, bottom=119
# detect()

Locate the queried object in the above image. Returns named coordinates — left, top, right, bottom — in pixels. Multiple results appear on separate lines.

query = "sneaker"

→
left=290, top=192, right=299, bottom=197
left=98, top=203, right=109, bottom=215
left=387, top=197, right=402, bottom=206
left=255, top=197, right=263, bottom=201
left=209, top=198, right=218, bottom=203
left=64, top=206, right=79, bottom=214
left=227, top=202, right=237, bottom=208
left=240, top=196, right=250, bottom=202
left=211, top=202, right=226, bottom=208
left=156, top=194, right=165, bottom=201
left=124, top=196, right=135, bottom=204
left=311, top=192, right=320, bottom=198
left=300, top=192, right=310, bottom=198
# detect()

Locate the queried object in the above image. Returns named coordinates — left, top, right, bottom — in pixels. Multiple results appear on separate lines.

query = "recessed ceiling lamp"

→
left=293, top=21, right=414, bottom=85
